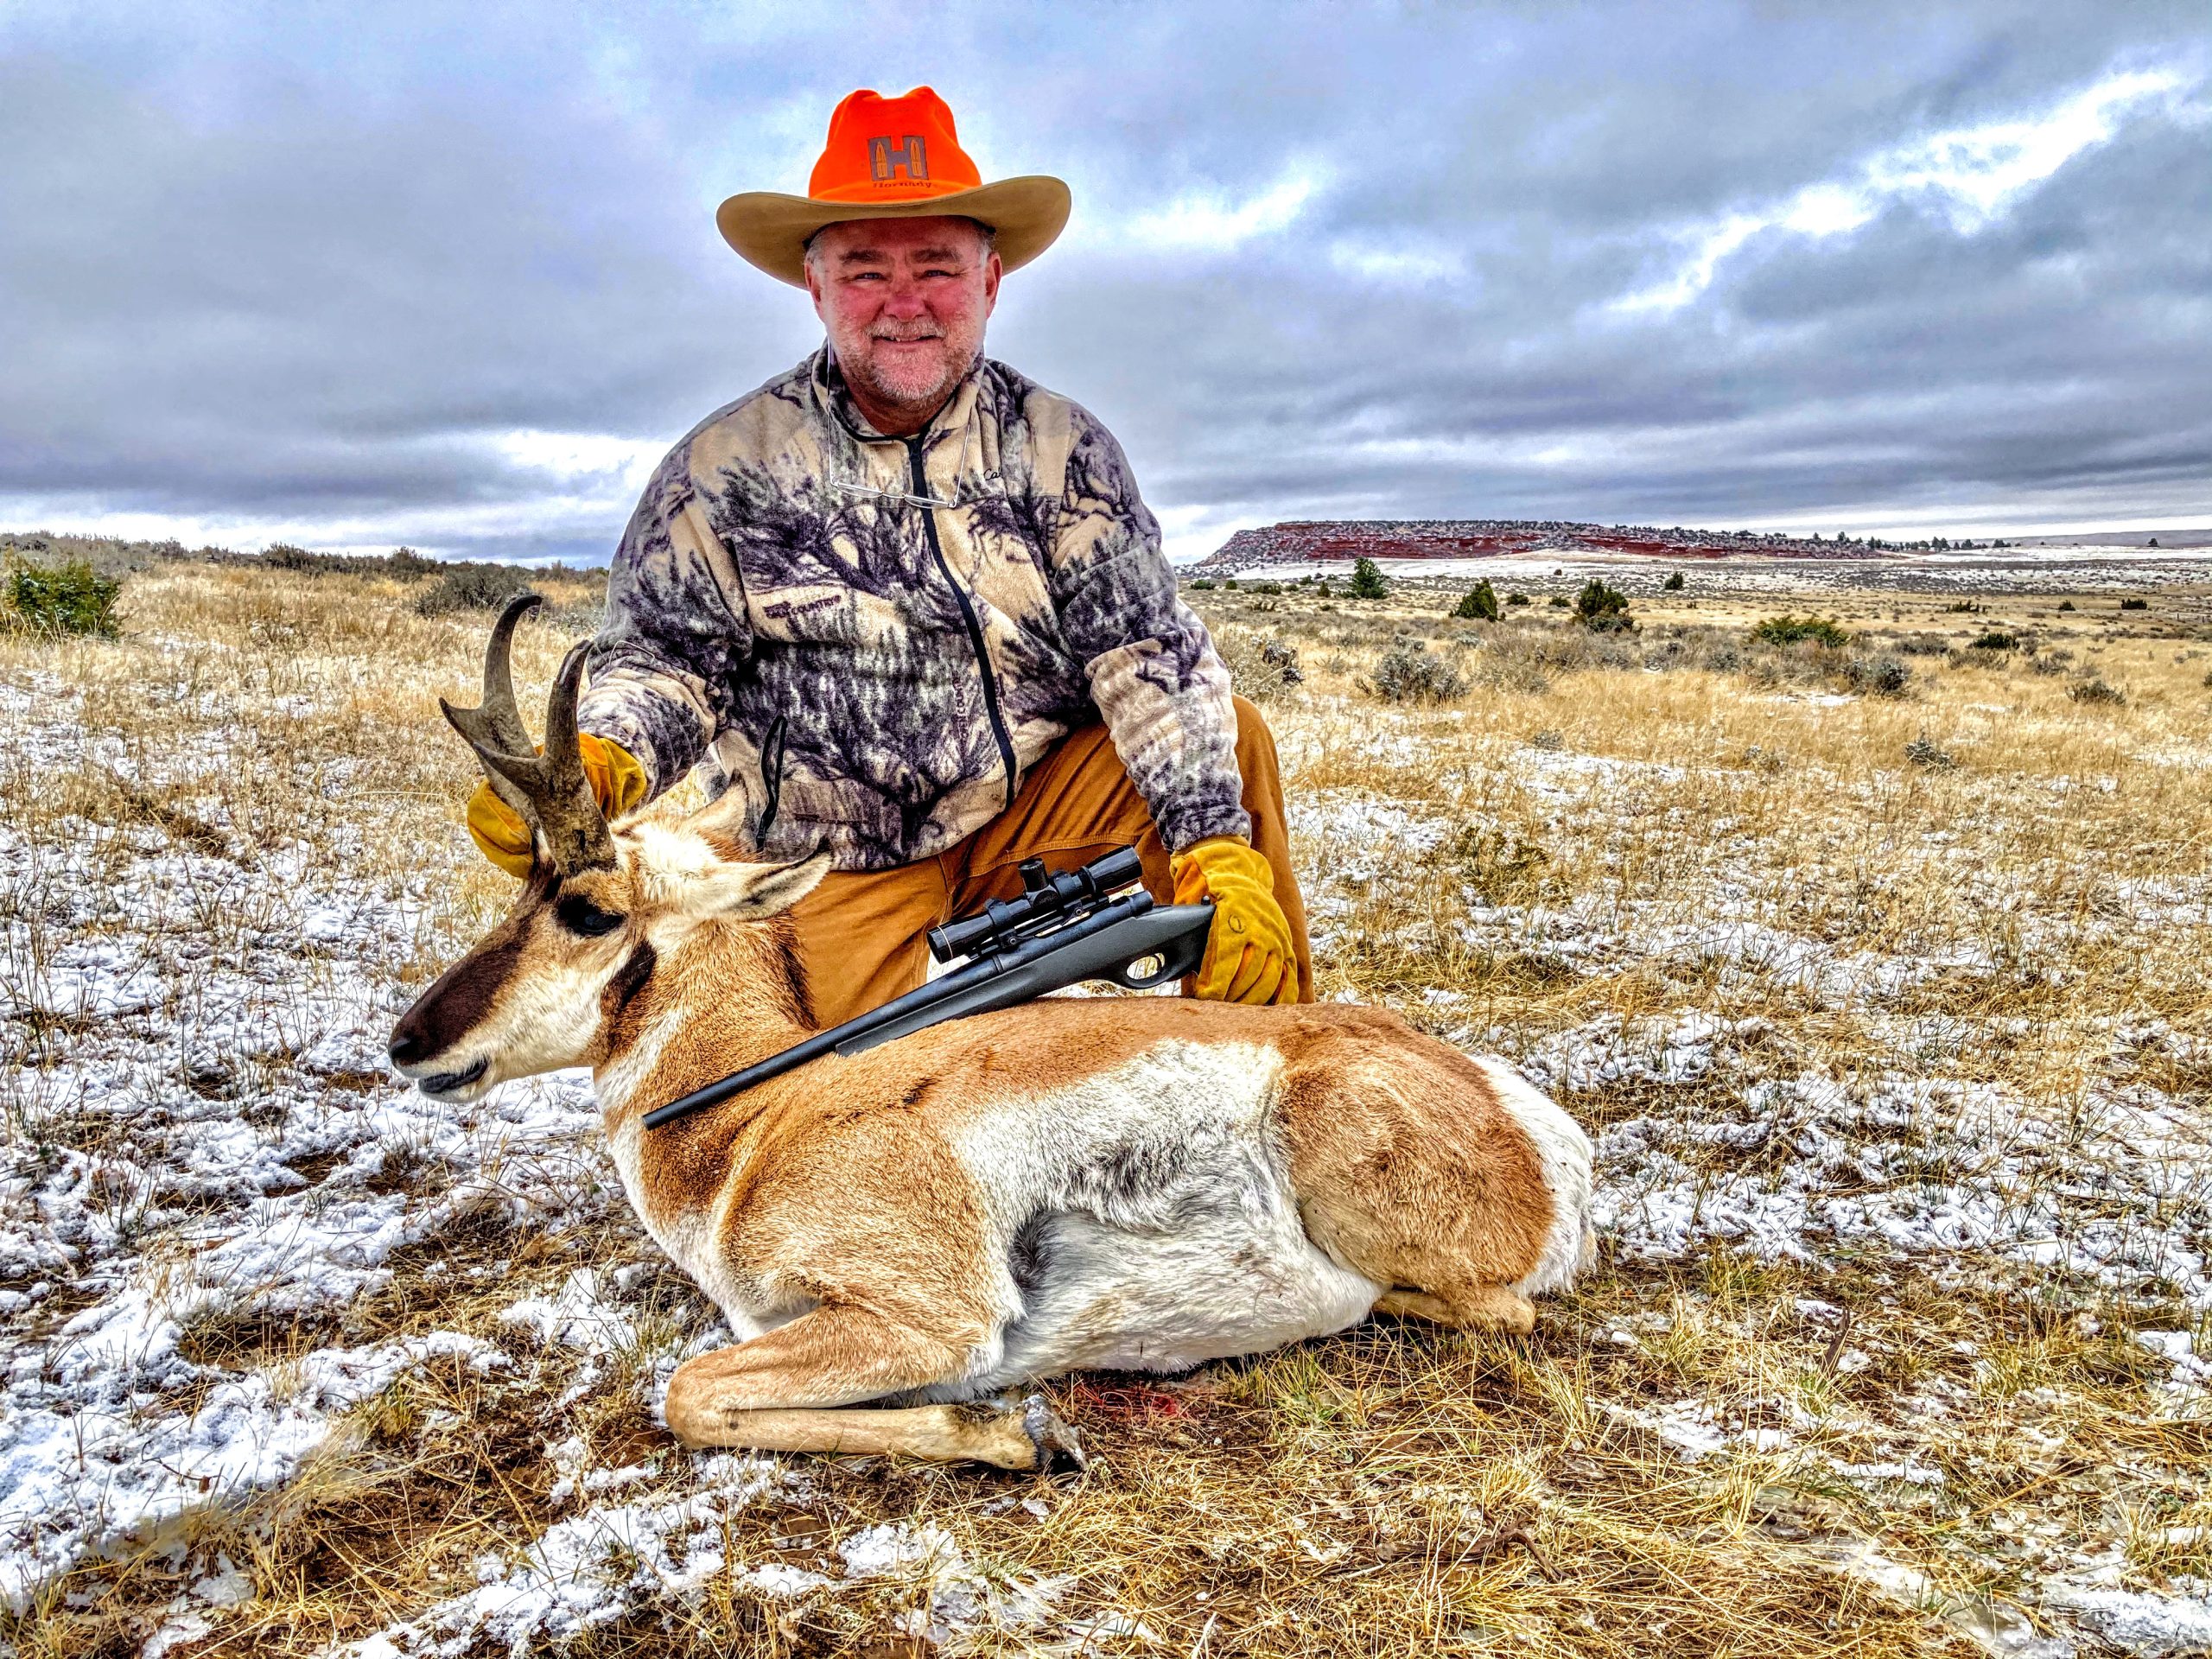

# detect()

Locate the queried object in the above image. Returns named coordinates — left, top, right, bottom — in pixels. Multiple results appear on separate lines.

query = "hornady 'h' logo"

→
left=868, top=135, right=929, bottom=182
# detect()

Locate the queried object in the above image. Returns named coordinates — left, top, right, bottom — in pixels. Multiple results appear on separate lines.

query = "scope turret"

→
left=927, top=846, right=1146, bottom=963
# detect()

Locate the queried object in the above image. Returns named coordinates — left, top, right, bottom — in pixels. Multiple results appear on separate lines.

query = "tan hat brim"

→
left=715, top=175, right=1071, bottom=287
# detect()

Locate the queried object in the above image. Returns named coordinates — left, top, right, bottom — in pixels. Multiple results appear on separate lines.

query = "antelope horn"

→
left=527, top=641, right=617, bottom=874
left=439, top=594, right=616, bottom=874
left=442, top=593, right=541, bottom=756
left=543, top=637, right=588, bottom=805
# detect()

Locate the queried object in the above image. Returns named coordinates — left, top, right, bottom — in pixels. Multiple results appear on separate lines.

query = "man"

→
left=468, top=86, right=1312, bottom=1024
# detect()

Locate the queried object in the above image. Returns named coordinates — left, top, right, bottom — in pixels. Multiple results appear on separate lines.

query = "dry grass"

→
left=2, top=558, right=2209, bottom=1656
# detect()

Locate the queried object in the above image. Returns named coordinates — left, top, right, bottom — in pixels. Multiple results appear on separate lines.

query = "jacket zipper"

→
left=907, top=435, right=1019, bottom=809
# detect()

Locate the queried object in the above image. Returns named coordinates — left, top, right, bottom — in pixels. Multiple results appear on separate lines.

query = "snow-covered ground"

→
left=3, top=580, right=2209, bottom=1655
left=0, top=728, right=614, bottom=1618
left=1290, top=771, right=2212, bottom=1316
left=1282, top=713, right=2212, bottom=1656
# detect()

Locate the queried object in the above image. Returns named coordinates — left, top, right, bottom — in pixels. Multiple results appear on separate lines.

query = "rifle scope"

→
left=927, top=847, right=1146, bottom=964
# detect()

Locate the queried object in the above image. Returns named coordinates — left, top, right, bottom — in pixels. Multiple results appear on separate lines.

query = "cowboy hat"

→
left=716, top=86, right=1071, bottom=288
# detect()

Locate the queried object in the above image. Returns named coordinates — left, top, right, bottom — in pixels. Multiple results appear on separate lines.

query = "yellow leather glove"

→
left=1170, top=836, right=1296, bottom=1006
left=465, top=733, right=649, bottom=877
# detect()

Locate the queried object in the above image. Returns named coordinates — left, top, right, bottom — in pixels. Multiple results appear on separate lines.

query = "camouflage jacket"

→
left=577, top=347, right=1246, bottom=872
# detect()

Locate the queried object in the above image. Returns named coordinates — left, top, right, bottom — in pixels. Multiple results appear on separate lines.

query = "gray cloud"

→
left=1, top=0, right=2205, bottom=562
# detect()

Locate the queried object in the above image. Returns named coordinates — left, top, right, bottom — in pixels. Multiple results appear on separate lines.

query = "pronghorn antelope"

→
left=389, top=597, right=1595, bottom=1470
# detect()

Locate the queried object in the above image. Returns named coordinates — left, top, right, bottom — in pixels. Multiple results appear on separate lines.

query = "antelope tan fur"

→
left=390, top=596, right=1597, bottom=1471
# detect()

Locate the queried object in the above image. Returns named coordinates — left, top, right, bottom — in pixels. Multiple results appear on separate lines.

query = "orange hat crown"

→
left=715, top=86, right=1070, bottom=287
left=808, top=87, right=983, bottom=204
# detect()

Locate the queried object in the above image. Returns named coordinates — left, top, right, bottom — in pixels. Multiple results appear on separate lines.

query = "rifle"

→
left=642, top=848, right=1212, bottom=1130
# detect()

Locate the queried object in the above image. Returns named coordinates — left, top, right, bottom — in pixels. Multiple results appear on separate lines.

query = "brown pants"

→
left=786, top=695, right=1314, bottom=1027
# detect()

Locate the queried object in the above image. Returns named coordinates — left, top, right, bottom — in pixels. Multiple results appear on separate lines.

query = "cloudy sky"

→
left=3, top=1, right=2205, bottom=563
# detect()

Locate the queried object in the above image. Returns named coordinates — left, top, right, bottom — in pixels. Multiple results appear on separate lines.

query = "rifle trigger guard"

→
left=1106, top=900, right=1213, bottom=989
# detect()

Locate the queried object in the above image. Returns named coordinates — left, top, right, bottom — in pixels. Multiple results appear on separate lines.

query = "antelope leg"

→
left=671, top=1398, right=1078, bottom=1471
left=664, top=1304, right=1084, bottom=1469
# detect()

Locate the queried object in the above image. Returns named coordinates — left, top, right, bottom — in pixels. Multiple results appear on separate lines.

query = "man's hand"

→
left=467, top=733, right=649, bottom=878
left=1170, top=836, right=1296, bottom=1006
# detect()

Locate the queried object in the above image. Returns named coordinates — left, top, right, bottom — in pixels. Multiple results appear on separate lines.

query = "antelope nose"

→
left=388, top=1026, right=429, bottom=1069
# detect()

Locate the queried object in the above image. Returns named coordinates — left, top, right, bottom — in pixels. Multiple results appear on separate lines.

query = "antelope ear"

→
left=684, top=845, right=833, bottom=922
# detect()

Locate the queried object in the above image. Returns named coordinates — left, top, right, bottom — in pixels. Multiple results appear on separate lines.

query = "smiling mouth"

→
left=416, top=1058, right=488, bottom=1098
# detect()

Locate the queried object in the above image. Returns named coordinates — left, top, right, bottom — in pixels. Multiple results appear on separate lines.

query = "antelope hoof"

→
left=1020, top=1394, right=1087, bottom=1474
left=1464, top=1287, right=1538, bottom=1335
left=1376, top=1287, right=1538, bottom=1335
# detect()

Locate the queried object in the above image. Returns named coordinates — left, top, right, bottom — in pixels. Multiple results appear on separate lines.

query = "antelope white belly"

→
left=980, top=1199, right=1383, bottom=1389
left=944, top=1037, right=1386, bottom=1396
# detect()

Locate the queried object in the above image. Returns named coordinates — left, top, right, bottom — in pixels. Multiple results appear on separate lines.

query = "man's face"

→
left=805, top=216, right=1001, bottom=431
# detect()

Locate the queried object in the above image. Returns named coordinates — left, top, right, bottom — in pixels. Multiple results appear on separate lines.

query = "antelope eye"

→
left=555, top=896, right=626, bottom=938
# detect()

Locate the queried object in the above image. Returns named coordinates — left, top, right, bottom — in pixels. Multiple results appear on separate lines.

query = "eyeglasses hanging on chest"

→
left=827, top=423, right=1003, bottom=512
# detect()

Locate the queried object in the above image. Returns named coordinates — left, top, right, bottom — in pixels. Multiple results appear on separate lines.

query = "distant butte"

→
left=1193, top=519, right=1877, bottom=572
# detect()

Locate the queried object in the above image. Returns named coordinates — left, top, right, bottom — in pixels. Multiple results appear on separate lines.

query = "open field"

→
left=3, top=551, right=2210, bottom=1656
left=1198, top=545, right=2212, bottom=600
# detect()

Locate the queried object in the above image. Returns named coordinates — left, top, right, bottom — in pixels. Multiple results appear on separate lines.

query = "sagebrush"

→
left=4, top=558, right=122, bottom=637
